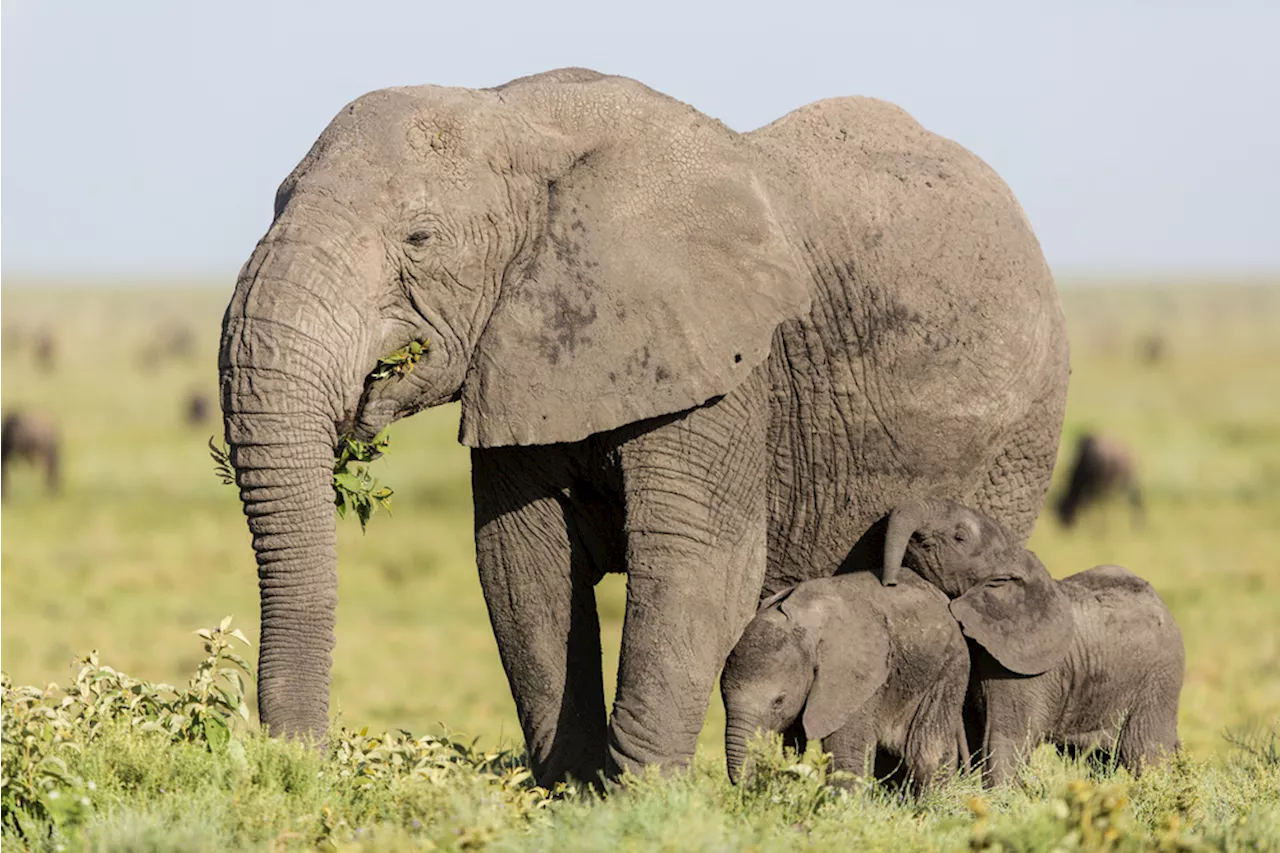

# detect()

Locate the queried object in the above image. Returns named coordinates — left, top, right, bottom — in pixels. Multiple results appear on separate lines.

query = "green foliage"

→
left=370, top=340, right=427, bottom=381
left=207, top=437, right=234, bottom=486
left=211, top=428, right=395, bottom=532
left=729, top=732, right=857, bottom=824
left=1, top=618, right=253, bottom=839
left=333, top=432, right=395, bottom=532
left=2, top=626, right=1280, bottom=851
left=1222, top=722, right=1279, bottom=770
left=0, top=627, right=568, bottom=851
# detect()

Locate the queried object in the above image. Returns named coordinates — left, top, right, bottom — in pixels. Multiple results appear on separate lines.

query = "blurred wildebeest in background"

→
left=31, top=327, right=58, bottom=371
left=185, top=391, right=212, bottom=427
left=33, top=330, right=57, bottom=373
left=1, top=411, right=61, bottom=500
left=1054, top=432, right=1144, bottom=529
left=1138, top=332, right=1168, bottom=365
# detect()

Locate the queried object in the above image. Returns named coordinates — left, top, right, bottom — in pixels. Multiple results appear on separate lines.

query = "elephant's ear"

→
left=800, top=609, right=890, bottom=742
left=949, top=551, right=1075, bottom=675
left=458, top=86, right=810, bottom=447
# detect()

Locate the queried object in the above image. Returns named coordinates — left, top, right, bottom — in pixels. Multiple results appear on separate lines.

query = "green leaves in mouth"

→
left=332, top=432, right=394, bottom=532
left=369, top=339, right=428, bottom=381
left=210, top=434, right=394, bottom=533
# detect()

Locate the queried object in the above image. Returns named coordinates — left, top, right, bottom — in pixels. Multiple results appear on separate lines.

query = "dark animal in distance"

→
left=1, top=411, right=61, bottom=500
left=1138, top=333, right=1167, bottom=365
left=185, top=392, right=212, bottom=427
left=33, top=330, right=57, bottom=373
left=1055, top=433, right=1144, bottom=528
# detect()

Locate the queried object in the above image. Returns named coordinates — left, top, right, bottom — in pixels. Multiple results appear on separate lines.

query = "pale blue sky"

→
left=2, top=1, right=1277, bottom=279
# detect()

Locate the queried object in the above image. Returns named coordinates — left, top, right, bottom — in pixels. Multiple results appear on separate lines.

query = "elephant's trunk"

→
left=725, top=718, right=765, bottom=785
left=220, top=219, right=371, bottom=741
left=881, top=498, right=930, bottom=586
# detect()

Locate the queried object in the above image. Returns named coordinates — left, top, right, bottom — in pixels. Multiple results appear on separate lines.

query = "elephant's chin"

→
left=348, top=397, right=400, bottom=443
left=346, top=344, right=467, bottom=442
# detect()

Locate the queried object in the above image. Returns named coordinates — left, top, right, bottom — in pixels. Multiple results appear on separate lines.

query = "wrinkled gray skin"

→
left=721, top=571, right=969, bottom=793
left=1, top=411, right=60, bottom=500
left=882, top=498, right=1183, bottom=785
left=1055, top=433, right=1143, bottom=528
left=218, top=68, right=1069, bottom=786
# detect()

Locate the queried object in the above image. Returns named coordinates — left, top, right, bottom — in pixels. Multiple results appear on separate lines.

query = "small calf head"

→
left=882, top=498, right=1074, bottom=675
left=721, top=586, right=889, bottom=782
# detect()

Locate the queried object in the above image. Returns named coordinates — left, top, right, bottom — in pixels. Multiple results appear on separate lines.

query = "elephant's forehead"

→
left=305, top=88, right=494, bottom=201
left=321, top=87, right=487, bottom=159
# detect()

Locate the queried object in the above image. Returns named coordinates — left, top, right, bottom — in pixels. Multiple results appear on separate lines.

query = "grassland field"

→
left=1, top=278, right=1278, bottom=851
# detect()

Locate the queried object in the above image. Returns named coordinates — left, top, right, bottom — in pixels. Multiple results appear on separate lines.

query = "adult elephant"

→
left=219, top=68, right=1069, bottom=786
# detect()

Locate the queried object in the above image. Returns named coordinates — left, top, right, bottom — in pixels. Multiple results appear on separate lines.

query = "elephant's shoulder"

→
left=1061, top=565, right=1177, bottom=633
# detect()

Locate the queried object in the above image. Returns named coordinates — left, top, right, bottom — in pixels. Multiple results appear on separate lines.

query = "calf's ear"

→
left=949, top=551, right=1074, bottom=675
left=801, top=608, right=890, bottom=741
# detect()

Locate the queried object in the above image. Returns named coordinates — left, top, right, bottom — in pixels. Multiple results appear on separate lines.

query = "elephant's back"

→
left=747, top=95, right=1063, bottom=402
left=1058, top=566, right=1184, bottom=731
left=749, top=97, right=1069, bottom=587
left=1061, top=565, right=1179, bottom=635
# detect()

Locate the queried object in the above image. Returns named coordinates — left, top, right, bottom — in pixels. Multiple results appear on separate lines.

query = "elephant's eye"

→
left=954, top=527, right=969, bottom=542
left=405, top=230, right=432, bottom=248
left=771, top=694, right=786, bottom=709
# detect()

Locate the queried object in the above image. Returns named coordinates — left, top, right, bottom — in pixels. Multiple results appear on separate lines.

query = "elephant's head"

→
left=219, top=68, right=811, bottom=739
left=721, top=586, right=889, bottom=783
left=881, top=498, right=1073, bottom=675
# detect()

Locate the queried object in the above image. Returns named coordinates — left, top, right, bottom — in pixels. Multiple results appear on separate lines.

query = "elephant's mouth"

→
left=342, top=337, right=461, bottom=443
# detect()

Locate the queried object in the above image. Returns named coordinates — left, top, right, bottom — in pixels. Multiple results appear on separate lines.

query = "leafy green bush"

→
left=4, top=622, right=1278, bottom=851
left=1, top=618, right=252, bottom=838
left=1, top=620, right=563, bottom=850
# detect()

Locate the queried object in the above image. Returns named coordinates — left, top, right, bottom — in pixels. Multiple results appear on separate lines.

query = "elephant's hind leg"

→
left=1116, top=701, right=1180, bottom=776
left=971, top=383, right=1067, bottom=544
left=472, top=446, right=609, bottom=787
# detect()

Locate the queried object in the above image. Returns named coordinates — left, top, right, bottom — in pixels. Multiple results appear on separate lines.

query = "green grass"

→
left=2, top=278, right=1279, bottom=850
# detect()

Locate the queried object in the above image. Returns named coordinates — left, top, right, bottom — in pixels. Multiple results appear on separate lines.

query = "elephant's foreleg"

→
left=472, top=446, right=608, bottom=787
left=822, top=711, right=877, bottom=783
left=606, top=374, right=769, bottom=778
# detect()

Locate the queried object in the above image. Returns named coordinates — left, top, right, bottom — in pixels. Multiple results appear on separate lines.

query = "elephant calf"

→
left=882, top=498, right=1184, bottom=786
left=721, top=571, right=970, bottom=793
left=1, top=411, right=61, bottom=500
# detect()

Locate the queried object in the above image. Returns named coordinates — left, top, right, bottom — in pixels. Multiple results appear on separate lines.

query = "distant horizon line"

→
left=3, top=269, right=1279, bottom=290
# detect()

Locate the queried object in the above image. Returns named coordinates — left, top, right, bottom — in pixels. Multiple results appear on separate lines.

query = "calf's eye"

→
left=406, top=230, right=432, bottom=248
